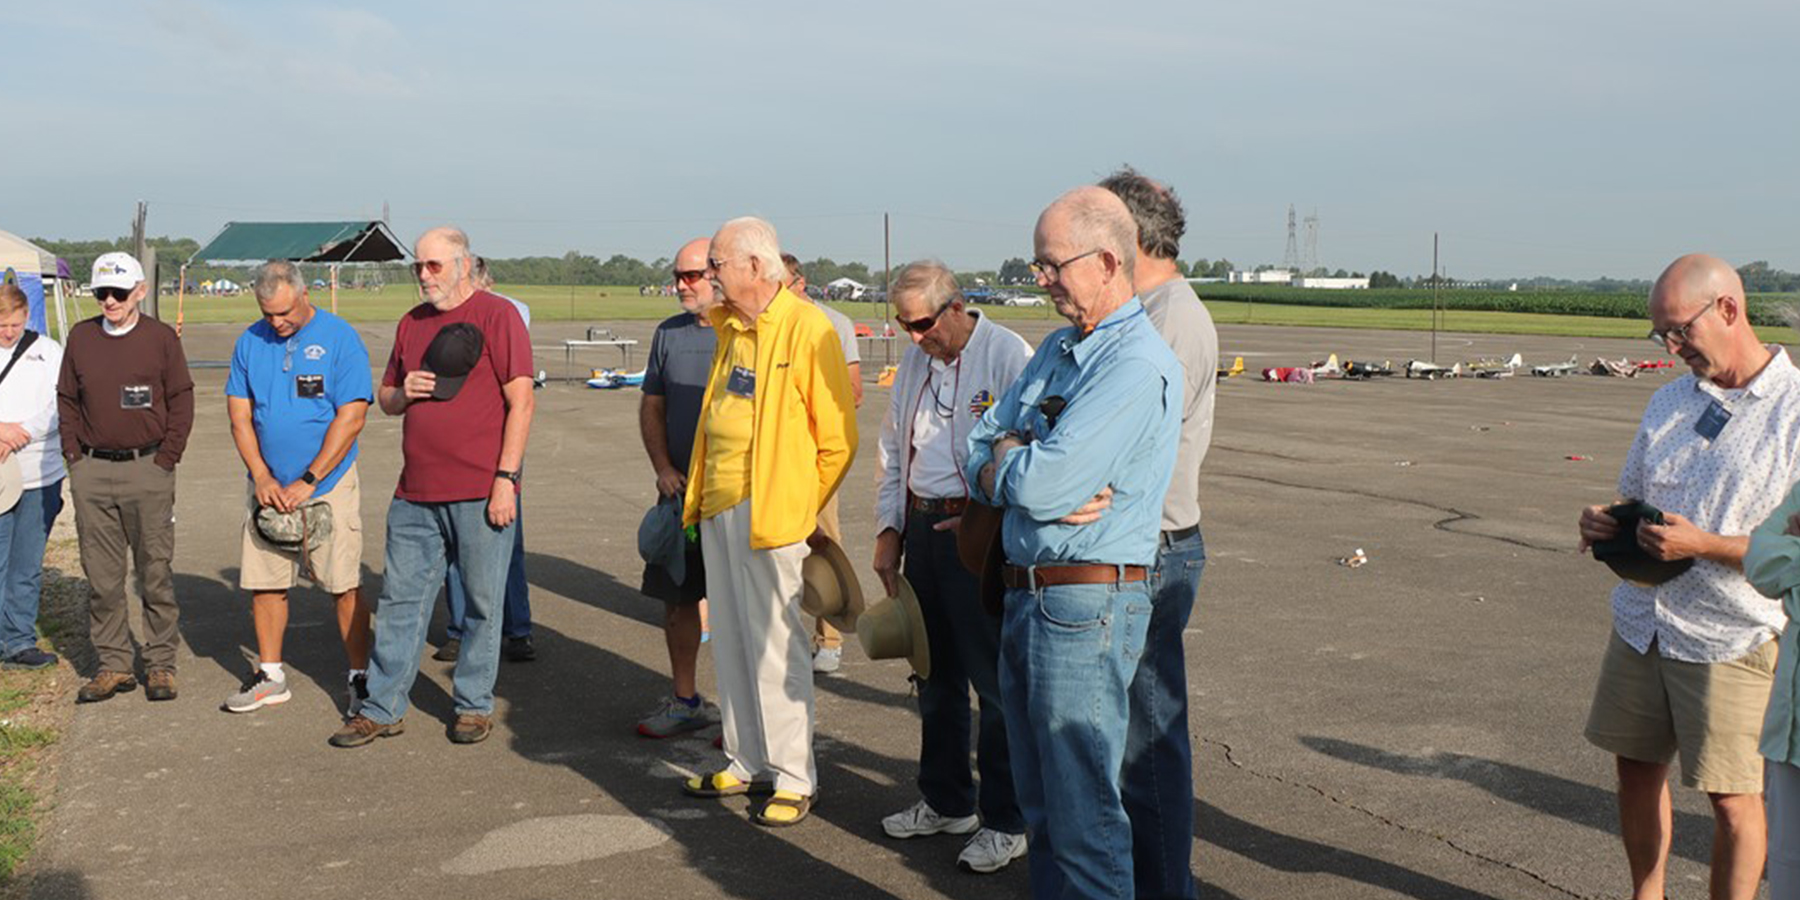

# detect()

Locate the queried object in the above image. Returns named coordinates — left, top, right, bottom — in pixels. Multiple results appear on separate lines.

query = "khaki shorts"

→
left=239, top=464, right=364, bottom=595
left=1585, top=630, right=1779, bottom=794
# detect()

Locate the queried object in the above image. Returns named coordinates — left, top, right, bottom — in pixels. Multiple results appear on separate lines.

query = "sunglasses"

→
left=673, top=269, right=707, bottom=284
left=411, top=257, right=462, bottom=277
left=94, top=287, right=132, bottom=304
left=898, top=303, right=953, bottom=335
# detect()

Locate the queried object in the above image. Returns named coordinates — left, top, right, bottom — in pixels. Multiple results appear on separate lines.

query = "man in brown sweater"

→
left=57, top=252, right=194, bottom=703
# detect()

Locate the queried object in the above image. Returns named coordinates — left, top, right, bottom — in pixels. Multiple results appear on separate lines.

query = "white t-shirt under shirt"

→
left=908, top=356, right=965, bottom=499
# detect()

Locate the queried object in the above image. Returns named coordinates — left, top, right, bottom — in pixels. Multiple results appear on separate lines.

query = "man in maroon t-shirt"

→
left=330, top=226, right=535, bottom=749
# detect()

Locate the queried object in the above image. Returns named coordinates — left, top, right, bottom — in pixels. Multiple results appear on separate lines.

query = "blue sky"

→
left=4, top=0, right=1796, bottom=278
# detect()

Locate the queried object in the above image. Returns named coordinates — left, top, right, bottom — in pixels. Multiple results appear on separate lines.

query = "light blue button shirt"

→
left=965, top=298, right=1181, bottom=567
left=1742, top=489, right=1800, bottom=766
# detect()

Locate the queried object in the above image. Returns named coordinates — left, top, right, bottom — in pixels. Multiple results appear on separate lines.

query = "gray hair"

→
left=1098, top=165, right=1185, bottom=261
left=252, top=259, right=306, bottom=301
left=719, top=217, right=784, bottom=284
left=890, top=259, right=963, bottom=311
left=1059, top=188, right=1138, bottom=284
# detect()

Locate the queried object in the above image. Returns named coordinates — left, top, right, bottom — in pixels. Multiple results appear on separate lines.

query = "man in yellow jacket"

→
left=680, top=216, right=857, bottom=827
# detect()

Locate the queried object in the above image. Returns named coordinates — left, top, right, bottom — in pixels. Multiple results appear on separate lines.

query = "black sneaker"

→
left=1, top=647, right=57, bottom=670
left=347, top=673, right=370, bottom=717
left=504, top=636, right=536, bottom=662
left=431, top=638, right=460, bottom=662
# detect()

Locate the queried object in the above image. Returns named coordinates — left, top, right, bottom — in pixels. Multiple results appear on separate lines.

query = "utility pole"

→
left=1431, top=232, right=1440, bottom=364
left=883, top=212, right=892, bottom=367
left=131, top=200, right=159, bottom=320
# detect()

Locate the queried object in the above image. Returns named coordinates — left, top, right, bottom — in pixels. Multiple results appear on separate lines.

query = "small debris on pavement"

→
left=1338, top=548, right=1369, bottom=568
left=1394, top=460, right=1414, bottom=467
left=1566, top=455, right=1591, bottom=462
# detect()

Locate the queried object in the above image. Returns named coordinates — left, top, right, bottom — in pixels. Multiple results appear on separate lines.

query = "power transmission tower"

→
left=1282, top=204, right=1299, bottom=271
left=1303, top=209, right=1319, bottom=273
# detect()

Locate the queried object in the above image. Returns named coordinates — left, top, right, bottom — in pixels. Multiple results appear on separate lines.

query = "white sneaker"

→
left=812, top=646, right=842, bottom=674
left=882, top=799, right=979, bottom=839
left=958, top=827, right=1028, bottom=874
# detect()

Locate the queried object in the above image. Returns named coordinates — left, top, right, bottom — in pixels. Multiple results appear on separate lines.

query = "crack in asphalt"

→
left=1201, top=736, right=1593, bottom=899
left=1210, top=470, right=1571, bottom=554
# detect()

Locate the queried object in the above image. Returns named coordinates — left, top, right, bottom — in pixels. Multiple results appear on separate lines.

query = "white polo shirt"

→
left=0, top=333, right=65, bottom=490
left=1614, top=345, right=1800, bottom=663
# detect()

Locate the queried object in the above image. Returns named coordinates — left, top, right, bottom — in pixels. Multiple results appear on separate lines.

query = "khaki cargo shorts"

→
left=1584, top=630, right=1779, bottom=795
left=238, top=464, right=363, bottom=595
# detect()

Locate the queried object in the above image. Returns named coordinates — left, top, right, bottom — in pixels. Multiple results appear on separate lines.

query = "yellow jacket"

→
left=683, top=287, right=858, bottom=548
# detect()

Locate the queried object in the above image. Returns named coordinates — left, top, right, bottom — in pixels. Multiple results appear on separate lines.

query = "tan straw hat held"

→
left=800, top=535, right=866, bottom=633
left=857, top=575, right=930, bottom=680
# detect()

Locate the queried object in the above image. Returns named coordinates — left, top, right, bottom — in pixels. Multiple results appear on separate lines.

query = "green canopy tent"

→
left=181, top=221, right=409, bottom=332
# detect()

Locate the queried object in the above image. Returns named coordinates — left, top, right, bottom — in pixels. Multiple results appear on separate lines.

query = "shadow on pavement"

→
left=497, top=551, right=1030, bottom=900
left=1199, top=800, right=1506, bottom=900
left=1301, top=736, right=1710, bottom=865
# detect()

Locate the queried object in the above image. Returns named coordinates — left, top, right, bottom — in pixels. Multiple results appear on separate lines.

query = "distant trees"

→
left=1738, top=261, right=1800, bottom=293
left=998, top=258, right=1033, bottom=285
left=1368, top=270, right=1402, bottom=288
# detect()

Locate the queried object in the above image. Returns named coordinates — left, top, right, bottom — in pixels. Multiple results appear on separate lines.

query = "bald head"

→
left=1647, top=253, right=1769, bottom=387
left=414, top=225, right=475, bottom=309
left=1651, top=253, right=1743, bottom=317
left=673, top=237, right=716, bottom=316
left=1040, top=187, right=1139, bottom=285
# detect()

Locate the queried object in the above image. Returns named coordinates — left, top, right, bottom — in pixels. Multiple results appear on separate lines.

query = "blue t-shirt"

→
left=225, top=309, right=374, bottom=496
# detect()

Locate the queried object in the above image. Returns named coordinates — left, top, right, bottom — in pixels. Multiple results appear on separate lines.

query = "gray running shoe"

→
left=224, top=671, right=292, bottom=713
left=636, top=694, right=721, bottom=739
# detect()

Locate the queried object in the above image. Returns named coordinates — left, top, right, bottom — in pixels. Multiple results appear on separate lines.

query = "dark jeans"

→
left=1123, top=528, right=1205, bottom=900
left=0, top=480, right=64, bottom=657
left=445, top=495, right=530, bottom=640
left=904, top=512, right=1023, bottom=834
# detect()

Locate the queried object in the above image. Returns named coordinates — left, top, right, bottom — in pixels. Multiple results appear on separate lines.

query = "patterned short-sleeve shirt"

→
left=1612, top=345, right=1800, bottom=663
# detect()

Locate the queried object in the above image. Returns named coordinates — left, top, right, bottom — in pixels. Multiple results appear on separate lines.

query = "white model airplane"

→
left=1530, top=355, right=1580, bottom=377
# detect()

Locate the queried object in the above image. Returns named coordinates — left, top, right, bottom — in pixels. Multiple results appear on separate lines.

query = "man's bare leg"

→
left=1618, top=756, right=1673, bottom=900
left=666, top=602, right=702, bottom=698
left=251, top=591, right=289, bottom=665
left=335, top=587, right=371, bottom=670
left=1707, top=791, right=1766, bottom=900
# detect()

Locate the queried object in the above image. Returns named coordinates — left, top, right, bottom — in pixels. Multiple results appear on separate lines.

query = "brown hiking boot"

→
left=329, top=715, right=405, bottom=748
left=450, top=713, right=492, bottom=744
left=145, top=670, right=177, bottom=702
left=76, top=671, right=137, bottom=704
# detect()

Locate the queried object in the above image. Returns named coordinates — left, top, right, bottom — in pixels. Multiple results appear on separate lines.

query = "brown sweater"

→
left=57, top=316, right=195, bottom=469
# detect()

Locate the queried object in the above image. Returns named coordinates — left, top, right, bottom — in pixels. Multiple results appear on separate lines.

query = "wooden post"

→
left=175, top=263, right=187, bottom=337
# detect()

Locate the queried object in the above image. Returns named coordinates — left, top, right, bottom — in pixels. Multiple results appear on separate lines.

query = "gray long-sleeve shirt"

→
left=1142, top=277, right=1218, bottom=531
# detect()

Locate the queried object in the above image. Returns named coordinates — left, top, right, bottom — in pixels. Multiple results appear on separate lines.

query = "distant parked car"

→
left=1004, top=294, right=1047, bottom=307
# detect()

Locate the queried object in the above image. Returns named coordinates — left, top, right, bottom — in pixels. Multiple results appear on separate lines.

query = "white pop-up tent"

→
left=826, top=276, right=866, bottom=299
left=0, top=230, right=72, bottom=340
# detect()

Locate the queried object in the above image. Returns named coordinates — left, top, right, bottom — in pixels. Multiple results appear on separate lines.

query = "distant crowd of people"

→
left=0, top=166, right=1792, bottom=899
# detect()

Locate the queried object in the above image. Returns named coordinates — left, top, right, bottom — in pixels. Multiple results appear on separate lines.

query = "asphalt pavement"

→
left=23, top=315, right=1768, bottom=900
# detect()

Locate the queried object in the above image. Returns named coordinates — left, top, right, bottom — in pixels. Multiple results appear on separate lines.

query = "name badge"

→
left=1695, top=399, right=1732, bottom=440
left=295, top=374, right=325, bottom=398
left=121, top=385, right=153, bottom=409
left=726, top=365, right=755, bottom=399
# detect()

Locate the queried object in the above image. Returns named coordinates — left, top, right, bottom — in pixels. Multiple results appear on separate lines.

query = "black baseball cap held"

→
left=1592, top=500, right=1695, bottom=587
left=423, top=322, right=485, bottom=400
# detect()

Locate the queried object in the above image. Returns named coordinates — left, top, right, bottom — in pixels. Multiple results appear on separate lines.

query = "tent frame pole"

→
left=176, top=264, right=188, bottom=337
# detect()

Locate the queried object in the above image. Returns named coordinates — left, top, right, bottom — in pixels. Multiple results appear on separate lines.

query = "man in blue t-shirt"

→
left=222, top=261, right=375, bottom=715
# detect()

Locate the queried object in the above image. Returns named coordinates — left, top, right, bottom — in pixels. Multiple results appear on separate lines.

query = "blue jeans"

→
left=1001, top=574, right=1151, bottom=900
left=0, top=481, right=64, bottom=657
left=1123, top=529, right=1205, bottom=900
left=905, top=513, right=1023, bottom=834
left=444, top=495, right=530, bottom=640
left=363, top=497, right=515, bottom=722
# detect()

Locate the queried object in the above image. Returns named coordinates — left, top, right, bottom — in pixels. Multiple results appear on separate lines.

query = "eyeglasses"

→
left=1648, top=301, right=1717, bottom=348
left=673, top=269, right=707, bottom=284
left=1030, top=248, right=1103, bottom=283
left=411, top=256, right=462, bottom=277
left=94, top=286, right=131, bottom=304
left=898, top=302, right=953, bottom=335
left=706, top=257, right=737, bottom=272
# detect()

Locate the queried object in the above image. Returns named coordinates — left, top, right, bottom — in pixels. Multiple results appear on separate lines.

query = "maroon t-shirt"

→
left=382, top=291, right=532, bottom=502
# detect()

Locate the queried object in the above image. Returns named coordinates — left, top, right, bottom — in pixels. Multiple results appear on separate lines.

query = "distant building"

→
left=1228, top=269, right=1293, bottom=284
left=1292, top=276, right=1370, bottom=290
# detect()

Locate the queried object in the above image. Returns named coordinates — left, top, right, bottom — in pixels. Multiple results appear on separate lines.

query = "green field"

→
left=126, top=282, right=1792, bottom=340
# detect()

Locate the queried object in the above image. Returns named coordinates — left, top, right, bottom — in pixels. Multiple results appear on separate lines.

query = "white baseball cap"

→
left=91, top=252, right=144, bottom=291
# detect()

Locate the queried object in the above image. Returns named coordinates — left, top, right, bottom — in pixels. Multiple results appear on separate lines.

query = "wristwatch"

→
left=495, top=469, right=521, bottom=485
left=300, top=470, right=318, bottom=486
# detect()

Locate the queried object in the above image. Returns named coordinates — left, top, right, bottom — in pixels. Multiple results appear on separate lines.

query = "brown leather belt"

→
left=911, top=496, right=967, bottom=516
left=1002, top=564, right=1148, bottom=589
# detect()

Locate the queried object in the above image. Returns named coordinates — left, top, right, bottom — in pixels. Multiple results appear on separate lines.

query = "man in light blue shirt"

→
left=965, top=187, right=1181, bottom=900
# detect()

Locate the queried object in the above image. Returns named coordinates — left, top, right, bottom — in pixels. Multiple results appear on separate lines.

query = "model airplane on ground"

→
left=1217, top=356, right=1245, bottom=379
left=1405, top=359, right=1464, bottom=380
left=1531, top=355, right=1580, bottom=377
left=586, top=368, right=647, bottom=389
left=1467, top=352, right=1524, bottom=379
